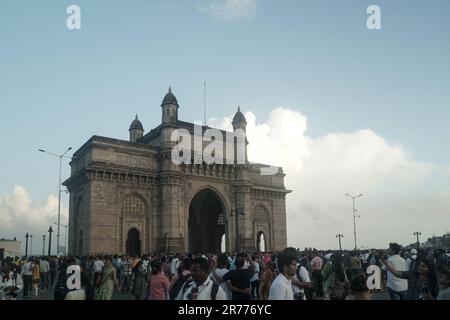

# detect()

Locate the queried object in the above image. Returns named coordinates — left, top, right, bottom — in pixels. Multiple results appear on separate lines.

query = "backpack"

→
left=178, top=279, right=220, bottom=300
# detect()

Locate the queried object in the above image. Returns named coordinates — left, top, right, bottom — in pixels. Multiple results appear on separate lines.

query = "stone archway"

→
left=188, top=188, right=227, bottom=254
left=126, top=228, right=141, bottom=256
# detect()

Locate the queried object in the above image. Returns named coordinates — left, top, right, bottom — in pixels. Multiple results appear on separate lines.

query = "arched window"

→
left=122, top=194, right=145, bottom=216
left=254, top=205, right=269, bottom=222
left=254, top=205, right=270, bottom=252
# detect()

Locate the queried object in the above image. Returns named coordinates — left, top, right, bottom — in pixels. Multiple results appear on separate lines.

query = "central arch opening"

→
left=126, top=228, right=141, bottom=256
left=188, top=189, right=226, bottom=254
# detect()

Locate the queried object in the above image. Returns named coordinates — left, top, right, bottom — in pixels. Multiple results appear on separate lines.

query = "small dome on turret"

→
left=232, top=106, right=247, bottom=124
left=161, top=87, right=179, bottom=107
left=129, top=115, right=144, bottom=131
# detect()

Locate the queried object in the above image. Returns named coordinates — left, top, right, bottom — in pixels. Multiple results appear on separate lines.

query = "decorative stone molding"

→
left=251, top=188, right=288, bottom=199
left=181, top=163, right=240, bottom=180
left=159, top=174, right=184, bottom=186
left=157, top=236, right=184, bottom=253
left=86, top=169, right=158, bottom=186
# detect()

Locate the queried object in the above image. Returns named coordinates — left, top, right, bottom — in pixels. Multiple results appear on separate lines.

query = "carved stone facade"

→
left=64, top=89, right=290, bottom=255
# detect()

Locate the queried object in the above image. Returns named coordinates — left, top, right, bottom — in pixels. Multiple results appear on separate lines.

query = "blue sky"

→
left=1, top=0, right=449, bottom=252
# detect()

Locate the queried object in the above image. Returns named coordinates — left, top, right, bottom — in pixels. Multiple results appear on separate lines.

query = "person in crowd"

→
left=0, top=263, right=23, bottom=300
left=436, top=264, right=450, bottom=300
left=31, top=258, right=40, bottom=296
left=321, top=254, right=333, bottom=299
left=351, top=253, right=362, bottom=279
left=327, top=254, right=350, bottom=300
left=382, top=255, right=438, bottom=300
left=93, top=256, right=104, bottom=290
left=407, top=249, right=418, bottom=272
left=121, top=256, right=132, bottom=294
left=39, top=257, right=50, bottom=291
left=250, top=255, right=261, bottom=300
left=268, top=251, right=297, bottom=300
left=360, top=251, right=370, bottom=273
left=176, top=257, right=226, bottom=300
left=149, top=259, right=170, bottom=300
left=292, top=259, right=313, bottom=300
left=132, top=260, right=147, bottom=300
left=169, top=257, right=192, bottom=300
left=349, top=273, right=371, bottom=300
left=95, top=256, right=119, bottom=300
left=212, top=253, right=231, bottom=300
left=386, top=243, right=408, bottom=300
left=49, top=256, right=57, bottom=286
left=310, top=252, right=324, bottom=298
left=214, top=254, right=253, bottom=300
left=162, top=256, right=171, bottom=279
left=259, top=261, right=276, bottom=300
left=54, top=257, right=75, bottom=300
left=21, top=257, right=33, bottom=298
left=170, top=254, right=181, bottom=280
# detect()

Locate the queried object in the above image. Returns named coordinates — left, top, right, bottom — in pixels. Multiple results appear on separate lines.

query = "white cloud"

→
left=209, top=108, right=449, bottom=249
left=199, top=0, right=258, bottom=22
left=0, top=186, right=68, bottom=255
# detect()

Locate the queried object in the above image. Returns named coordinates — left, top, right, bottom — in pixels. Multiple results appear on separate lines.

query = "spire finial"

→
left=169, top=86, right=172, bottom=93
left=135, top=114, right=138, bottom=120
left=238, top=106, right=241, bottom=112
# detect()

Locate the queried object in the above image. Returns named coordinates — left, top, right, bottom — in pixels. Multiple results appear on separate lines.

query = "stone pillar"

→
left=68, top=194, right=75, bottom=255
left=272, top=194, right=288, bottom=251
left=157, top=171, right=185, bottom=253
left=233, top=165, right=255, bottom=252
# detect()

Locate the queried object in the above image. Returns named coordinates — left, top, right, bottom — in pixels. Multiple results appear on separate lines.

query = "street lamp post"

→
left=336, top=234, right=344, bottom=251
left=25, top=233, right=29, bottom=258
left=54, top=222, right=68, bottom=255
left=39, top=147, right=72, bottom=255
left=42, top=235, right=46, bottom=256
left=345, top=193, right=363, bottom=250
left=413, top=231, right=422, bottom=249
left=30, top=234, right=33, bottom=256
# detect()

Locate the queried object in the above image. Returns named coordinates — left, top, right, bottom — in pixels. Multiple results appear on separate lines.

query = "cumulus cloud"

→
left=0, top=186, right=68, bottom=255
left=199, top=0, right=258, bottom=22
left=209, top=108, right=449, bottom=249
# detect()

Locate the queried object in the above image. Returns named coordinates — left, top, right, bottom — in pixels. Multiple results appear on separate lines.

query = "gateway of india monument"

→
left=64, top=88, right=290, bottom=256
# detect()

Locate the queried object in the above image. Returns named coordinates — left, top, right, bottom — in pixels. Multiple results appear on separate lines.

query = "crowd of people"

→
left=1, top=243, right=449, bottom=301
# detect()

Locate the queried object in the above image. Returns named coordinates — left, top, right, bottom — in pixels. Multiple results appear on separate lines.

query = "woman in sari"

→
left=95, top=256, right=119, bottom=300
left=31, top=259, right=40, bottom=297
left=132, top=260, right=147, bottom=300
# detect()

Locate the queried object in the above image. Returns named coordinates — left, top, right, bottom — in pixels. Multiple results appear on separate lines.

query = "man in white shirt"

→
left=176, top=257, right=226, bottom=300
left=212, top=253, right=231, bottom=300
left=386, top=243, right=408, bottom=300
left=292, top=263, right=312, bottom=300
left=268, top=251, right=297, bottom=300
left=93, top=256, right=104, bottom=273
